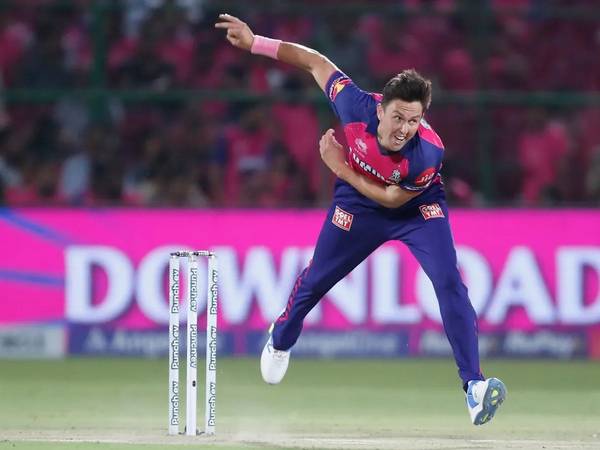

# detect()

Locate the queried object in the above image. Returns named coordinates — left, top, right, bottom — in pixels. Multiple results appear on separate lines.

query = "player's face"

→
left=376, top=100, right=424, bottom=152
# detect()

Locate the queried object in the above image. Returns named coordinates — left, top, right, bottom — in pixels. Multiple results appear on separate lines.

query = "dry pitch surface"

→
left=1, top=358, right=599, bottom=450
left=3, top=430, right=599, bottom=450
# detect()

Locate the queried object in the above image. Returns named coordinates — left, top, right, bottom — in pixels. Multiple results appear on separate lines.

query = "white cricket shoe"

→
left=260, top=336, right=290, bottom=384
left=466, top=377, right=507, bottom=425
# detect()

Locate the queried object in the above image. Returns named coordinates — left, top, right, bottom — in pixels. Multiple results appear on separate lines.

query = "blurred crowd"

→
left=0, top=0, right=599, bottom=208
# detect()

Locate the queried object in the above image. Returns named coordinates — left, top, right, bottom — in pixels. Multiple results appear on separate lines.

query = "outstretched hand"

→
left=214, top=13, right=255, bottom=51
left=319, top=129, right=348, bottom=177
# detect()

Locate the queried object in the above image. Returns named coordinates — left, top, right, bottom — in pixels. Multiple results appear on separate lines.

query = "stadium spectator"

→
left=0, top=10, right=32, bottom=87
left=585, top=146, right=600, bottom=203
left=114, top=18, right=176, bottom=90
left=517, top=111, right=569, bottom=205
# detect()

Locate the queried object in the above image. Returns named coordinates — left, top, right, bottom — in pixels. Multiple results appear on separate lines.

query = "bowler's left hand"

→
left=319, top=129, right=347, bottom=177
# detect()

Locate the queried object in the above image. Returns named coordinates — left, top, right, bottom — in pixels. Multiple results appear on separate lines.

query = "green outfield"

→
left=1, top=358, right=599, bottom=449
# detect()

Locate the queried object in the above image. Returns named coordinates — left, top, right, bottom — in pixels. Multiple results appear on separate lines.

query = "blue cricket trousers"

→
left=272, top=179, right=484, bottom=384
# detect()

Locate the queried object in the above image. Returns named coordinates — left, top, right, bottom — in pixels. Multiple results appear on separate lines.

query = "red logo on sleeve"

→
left=419, top=203, right=445, bottom=220
left=414, top=167, right=436, bottom=186
left=332, top=206, right=354, bottom=231
left=329, top=77, right=351, bottom=101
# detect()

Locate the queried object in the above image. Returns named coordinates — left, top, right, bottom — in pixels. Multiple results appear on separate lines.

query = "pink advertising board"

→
left=0, top=208, right=599, bottom=358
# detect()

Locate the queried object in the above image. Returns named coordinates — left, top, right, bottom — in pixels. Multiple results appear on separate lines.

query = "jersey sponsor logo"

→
left=354, top=138, right=368, bottom=154
left=328, top=76, right=351, bottom=101
left=419, top=203, right=445, bottom=220
left=388, top=169, right=402, bottom=184
left=351, top=152, right=386, bottom=182
left=332, top=205, right=354, bottom=231
left=414, top=167, right=437, bottom=186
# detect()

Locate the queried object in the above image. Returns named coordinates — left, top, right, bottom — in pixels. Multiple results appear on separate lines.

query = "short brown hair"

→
left=382, top=69, right=432, bottom=111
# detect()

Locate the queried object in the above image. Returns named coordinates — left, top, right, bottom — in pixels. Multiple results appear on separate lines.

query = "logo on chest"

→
left=419, top=203, right=445, bottom=220
left=354, top=138, right=368, bottom=154
left=388, top=169, right=401, bottom=184
left=386, top=159, right=409, bottom=185
left=332, top=206, right=354, bottom=231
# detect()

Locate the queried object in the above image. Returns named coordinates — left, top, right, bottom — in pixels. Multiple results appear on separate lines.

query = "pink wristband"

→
left=250, top=35, right=281, bottom=59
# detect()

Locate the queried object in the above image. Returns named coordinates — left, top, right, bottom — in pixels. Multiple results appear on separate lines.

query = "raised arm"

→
left=319, top=130, right=420, bottom=209
left=214, top=13, right=338, bottom=91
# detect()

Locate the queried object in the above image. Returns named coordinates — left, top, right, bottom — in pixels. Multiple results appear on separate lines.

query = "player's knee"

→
left=294, top=279, right=326, bottom=308
left=432, top=271, right=464, bottom=295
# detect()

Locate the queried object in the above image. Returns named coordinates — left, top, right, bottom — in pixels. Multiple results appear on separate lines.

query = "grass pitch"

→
left=1, top=358, right=599, bottom=449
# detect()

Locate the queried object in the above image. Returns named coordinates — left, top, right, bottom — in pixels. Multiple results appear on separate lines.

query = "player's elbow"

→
left=383, top=198, right=406, bottom=208
left=306, top=51, right=325, bottom=69
left=310, top=54, right=337, bottom=89
left=383, top=187, right=416, bottom=208
left=379, top=195, right=404, bottom=208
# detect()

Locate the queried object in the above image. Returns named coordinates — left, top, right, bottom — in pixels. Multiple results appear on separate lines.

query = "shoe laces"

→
left=269, top=343, right=289, bottom=362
